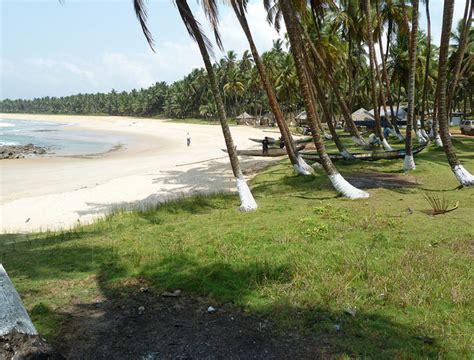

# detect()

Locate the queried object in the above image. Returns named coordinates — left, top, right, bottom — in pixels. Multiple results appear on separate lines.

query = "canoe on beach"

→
left=249, top=137, right=312, bottom=145
left=222, top=144, right=306, bottom=157
left=301, top=144, right=427, bottom=163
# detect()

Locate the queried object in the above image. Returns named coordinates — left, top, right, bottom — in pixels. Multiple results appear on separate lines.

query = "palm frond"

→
left=175, top=0, right=215, bottom=58
left=133, top=0, right=156, bottom=52
left=200, top=0, right=223, bottom=50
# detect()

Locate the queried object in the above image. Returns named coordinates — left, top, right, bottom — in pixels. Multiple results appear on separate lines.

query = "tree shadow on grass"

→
left=1, top=237, right=444, bottom=358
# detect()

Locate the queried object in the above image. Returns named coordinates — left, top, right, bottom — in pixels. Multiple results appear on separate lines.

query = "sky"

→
left=0, top=0, right=468, bottom=100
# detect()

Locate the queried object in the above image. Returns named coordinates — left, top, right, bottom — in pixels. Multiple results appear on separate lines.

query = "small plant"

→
left=423, top=192, right=459, bottom=215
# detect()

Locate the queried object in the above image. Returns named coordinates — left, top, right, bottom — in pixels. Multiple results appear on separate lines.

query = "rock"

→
left=0, top=145, right=49, bottom=160
left=207, top=306, right=216, bottom=314
left=344, top=308, right=357, bottom=317
left=162, top=290, right=181, bottom=297
left=138, top=306, right=145, bottom=315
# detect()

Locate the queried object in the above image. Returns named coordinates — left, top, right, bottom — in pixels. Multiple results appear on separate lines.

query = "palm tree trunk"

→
left=301, top=30, right=367, bottom=146
left=420, top=0, right=432, bottom=141
left=447, top=0, right=473, bottom=111
left=302, top=44, right=354, bottom=158
left=280, top=0, right=369, bottom=199
left=376, top=4, right=404, bottom=142
left=230, top=0, right=312, bottom=175
left=404, top=0, right=419, bottom=170
left=363, top=0, right=389, bottom=150
left=436, top=0, right=474, bottom=186
left=176, top=0, right=258, bottom=209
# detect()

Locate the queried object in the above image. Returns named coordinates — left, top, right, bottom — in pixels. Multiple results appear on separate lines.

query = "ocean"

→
left=0, top=118, right=126, bottom=156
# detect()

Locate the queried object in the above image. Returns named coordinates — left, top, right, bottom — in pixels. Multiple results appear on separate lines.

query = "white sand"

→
left=0, top=114, right=283, bottom=233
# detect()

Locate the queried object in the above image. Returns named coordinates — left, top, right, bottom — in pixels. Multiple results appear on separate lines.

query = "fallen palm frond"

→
left=423, top=192, right=459, bottom=215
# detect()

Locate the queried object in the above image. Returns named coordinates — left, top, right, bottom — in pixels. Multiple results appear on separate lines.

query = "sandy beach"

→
left=0, top=114, right=281, bottom=233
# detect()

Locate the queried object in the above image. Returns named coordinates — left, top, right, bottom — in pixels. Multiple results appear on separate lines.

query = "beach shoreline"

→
left=0, top=114, right=280, bottom=233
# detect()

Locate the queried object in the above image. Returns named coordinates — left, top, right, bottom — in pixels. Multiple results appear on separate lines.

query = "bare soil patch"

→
left=345, top=171, right=420, bottom=189
left=51, top=286, right=327, bottom=359
left=0, top=333, right=63, bottom=360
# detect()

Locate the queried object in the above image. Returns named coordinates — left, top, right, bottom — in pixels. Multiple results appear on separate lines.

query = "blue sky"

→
left=0, top=0, right=467, bottom=100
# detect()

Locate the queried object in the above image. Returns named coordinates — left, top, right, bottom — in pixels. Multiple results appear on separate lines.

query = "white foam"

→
left=0, top=141, right=19, bottom=146
left=0, top=122, right=15, bottom=128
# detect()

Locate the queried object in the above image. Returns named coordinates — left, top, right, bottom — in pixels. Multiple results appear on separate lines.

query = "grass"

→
left=1, top=135, right=473, bottom=358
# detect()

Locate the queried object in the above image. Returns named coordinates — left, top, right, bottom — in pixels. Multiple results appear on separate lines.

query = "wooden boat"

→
left=301, top=144, right=427, bottom=163
left=249, top=136, right=312, bottom=145
left=222, top=144, right=306, bottom=157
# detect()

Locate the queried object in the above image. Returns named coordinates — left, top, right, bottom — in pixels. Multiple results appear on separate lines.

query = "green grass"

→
left=1, top=136, right=473, bottom=358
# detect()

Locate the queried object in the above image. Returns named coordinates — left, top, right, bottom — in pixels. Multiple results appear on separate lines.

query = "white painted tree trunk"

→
left=403, top=155, right=416, bottom=171
left=382, top=138, right=394, bottom=151
left=352, top=136, right=367, bottom=146
left=329, top=173, right=370, bottom=199
left=453, top=165, right=474, bottom=186
left=416, top=130, right=427, bottom=144
left=293, top=154, right=314, bottom=176
left=435, top=134, right=443, bottom=147
left=324, top=132, right=333, bottom=140
left=236, top=177, right=257, bottom=212
left=0, top=264, right=37, bottom=336
left=421, top=129, right=430, bottom=142
left=341, top=149, right=356, bottom=160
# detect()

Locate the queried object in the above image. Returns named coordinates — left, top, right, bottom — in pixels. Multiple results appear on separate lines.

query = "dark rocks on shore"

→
left=0, top=144, right=48, bottom=160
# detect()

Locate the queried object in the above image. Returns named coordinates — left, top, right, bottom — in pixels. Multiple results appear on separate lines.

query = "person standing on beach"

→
left=186, top=132, right=191, bottom=147
left=262, top=137, right=269, bottom=155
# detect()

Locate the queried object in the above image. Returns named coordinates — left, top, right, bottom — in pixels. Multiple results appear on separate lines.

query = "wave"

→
left=0, top=141, right=19, bottom=146
left=0, top=122, right=15, bottom=128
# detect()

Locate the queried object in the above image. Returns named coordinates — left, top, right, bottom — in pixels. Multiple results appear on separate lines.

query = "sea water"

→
left=0, top=118, right=126, bottom=156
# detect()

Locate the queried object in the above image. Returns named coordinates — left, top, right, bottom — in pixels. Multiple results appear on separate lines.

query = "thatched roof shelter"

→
left=236, top=112, right=256, bottom=125
left=236, top=112, right=254, bottom=120
left=352, top=108, right=374, bottom=121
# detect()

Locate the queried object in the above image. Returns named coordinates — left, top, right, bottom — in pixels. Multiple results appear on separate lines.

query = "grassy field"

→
left=1, top=135, right=473, bottom=358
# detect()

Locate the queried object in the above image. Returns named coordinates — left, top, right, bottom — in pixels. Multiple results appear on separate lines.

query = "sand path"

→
left=0, top=114, right=283, bottom=233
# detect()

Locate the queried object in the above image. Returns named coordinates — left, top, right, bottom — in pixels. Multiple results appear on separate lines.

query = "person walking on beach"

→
left=262, top=137, right=269, bottom=155
left=186, top=132, right=191, bottom=147
left=279, top=136, right=285, bottom=149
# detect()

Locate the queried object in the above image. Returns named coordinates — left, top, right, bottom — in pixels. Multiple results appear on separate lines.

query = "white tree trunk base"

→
left=435, top=134, right=443, bottom=147
left=293, top=155, right=314, bottom=176
left=329, top=173, right=370, bottom=199
left=421, top=129, right=430, bottom=142
left=324, top=133, right=333, bottom=140
left=341, top=149, right=355, bottom=160
left=403, top=155, right=416, bottom=171
left=416, top=130, right=427, bottom=144
left=352, top=136, right=367, bottom=146
left=382, top=138, right=394, bottom=151
left=236, top=177, right=257, bottom=212
left=453, top=165, right=474, bottom=186
left=429, top=128, right=435, bottom=138
left=0, top=264, right=38, bottom=336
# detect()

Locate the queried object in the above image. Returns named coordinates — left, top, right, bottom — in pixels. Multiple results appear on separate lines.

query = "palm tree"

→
left=363, top=0, right=393, bottom=151
left=230, top=0, right=313, bottom=175
left=447, top=2, right=473, bottom=112
left=436, top=0, right=474, bottom=186
left=403, top=0, right=419, bottom=170
left=133, top=0, right=258, bottom=210
left=419, top=0, right=432, bottom=141
left=279, top=0, right=369, bottom=199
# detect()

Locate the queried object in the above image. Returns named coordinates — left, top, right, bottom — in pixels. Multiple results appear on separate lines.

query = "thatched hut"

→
left=295, top=110, right=307, bottom=126
left=352, top=108, right=375, bottom=122
left=236, top=112, right=256, bottom=125
left=259, top=112, right=276, bottom=126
